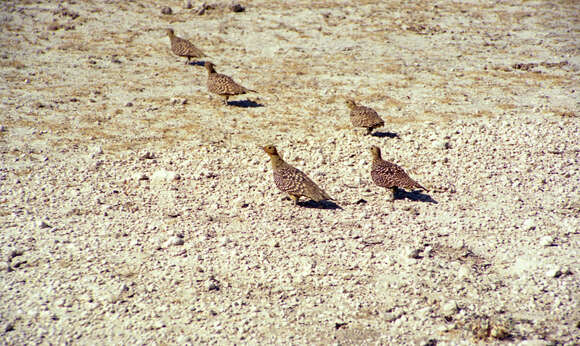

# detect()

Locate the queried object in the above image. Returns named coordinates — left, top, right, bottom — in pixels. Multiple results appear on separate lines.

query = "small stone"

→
left=231, top=3, right=245, bottom=12
left=183, top=0, right=193, bottom=9
left=151, top=170, right=180, bottom=185
left=91, top=145, right=103, bottom=156
left=133, top=173, right=149, bottom=182
left=170, top=97, right=188, bottom=105
left=539, top=236, right=554, bottom=247
left=522, top=218, right=535, bottom=231
left=423, top=246, right=433, bottom=257
left=545, top=267, right=562, bottom=278
left=432, top=140, right=451, bottom=150
left=407, top=248, right=422, bottom=259
left=37, top=220, right=51, bottom=229
left=47, top=23, right=61, bottom=31
left=441, top=301, right=459, bottom=317
left=490, top=325, right=510, bottom=340
left=4, top=322, right=14, bottom=333
left=161, top=6, right=173, bottom=15
left=140, top=151, right=155, bottom=160
left=0, top=125, right=5, bottom=132
left=165, top=236, right=184, bottom=247
left=206, top=277, right=220, bottom=291
left=125, top=102, right=133, bottom=107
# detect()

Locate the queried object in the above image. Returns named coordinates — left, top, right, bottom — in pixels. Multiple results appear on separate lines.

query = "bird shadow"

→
left=372, top=131, right=399, bottom=138
left=188, top=60, right=207, bottom=67
left=297, top=200, right=343, bottom=210
left=395, top=189, right=438, bottom=203
left=227, top=99, right=264, bottom=108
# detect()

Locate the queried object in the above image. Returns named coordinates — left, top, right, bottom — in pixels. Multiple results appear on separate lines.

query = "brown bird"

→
left=346, top=99, right=385, bottom=135
left=369, top=145, right=427, bottom=201
left=263, top=145, right=333, bottom=205
left=166, top=28, right=206, bottom=64
left=205, top=62, right=256, bottom=105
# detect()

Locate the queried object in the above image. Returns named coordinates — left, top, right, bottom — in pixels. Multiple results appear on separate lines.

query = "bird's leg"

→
left=185, top=57, right=190, bottom=65
left=389, top=187, right=396, bottom=210
left=222, top=95, right=229, bottom=105
left=289, top=195, right=299, bottom=205
left=366, top=127, right=373, bottom=136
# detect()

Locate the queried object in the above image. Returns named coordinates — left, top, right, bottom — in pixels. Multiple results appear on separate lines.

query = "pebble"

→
left=522, top=218, right=536, bottom=231
left=133, top=172, right=149, bottom=182
left=183, top=0, right=193, bottom=9
left=432, top=140, right=451, bottom=150
left=407, top=248, right=422, bottom=259
left=90, top=145, right=103, bottom=157
left=161, top=6, right=173, bottom=15
left=545, top=267, right=562, bottom=278
left=539, top=236, right=554, bottom=247
left=231, top=3, right=245, bottom=12
left=151, top=170, right=180, bottom=185
left=37, top=219, right=51, bottom=229
left=171, top=97, right=188, bottom=105
left=0, top=125, right=5, bottom=132
left=441, top=301, right=458, bottom=317
left=206, top=277, right=220, bottom=291
left=165, top=236, right=184, bottom=247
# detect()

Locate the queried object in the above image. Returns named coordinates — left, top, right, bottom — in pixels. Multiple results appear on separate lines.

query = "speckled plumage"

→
left=370, top=146, right=427, bottom=192
left=205, top=62, right=256, bottom=105
left=346, top=99, right=384, bottom=135
left=166, top=28, right=205, bottom=64
left=263, top=145, right=332, bottom=204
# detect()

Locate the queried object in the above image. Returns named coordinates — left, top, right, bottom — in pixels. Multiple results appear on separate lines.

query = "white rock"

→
left=91, top=145, right=103, bottom=156
left=37, top=219, right=51, bottom=229
left=441, top=301, right=458, bottom=316
left=522, top=218, right=536, bottom=231
left=545, top=267, right=562, bottom=278
left=407, top=248, right=422, bottom=259
left=133, top=172, right=149, bottom=182
left=151, top=170, right=180, bottom=185
left=516, top=339, right=549, bottom=346
left=165, top=236, right=184, bottom=247
left=539, top=236, right=554, bottom=247
left=432, top=140, right=451, bottom=150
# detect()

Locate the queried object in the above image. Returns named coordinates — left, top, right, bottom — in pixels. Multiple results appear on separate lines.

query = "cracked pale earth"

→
left=1, top=0, right=579, bottom=344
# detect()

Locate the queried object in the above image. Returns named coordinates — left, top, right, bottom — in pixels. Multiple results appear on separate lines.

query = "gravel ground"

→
left=1, top=0, right=579, bottom=344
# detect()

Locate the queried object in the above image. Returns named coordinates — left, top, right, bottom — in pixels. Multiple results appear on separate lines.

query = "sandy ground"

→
left=1, top=0, right=579, bottom=344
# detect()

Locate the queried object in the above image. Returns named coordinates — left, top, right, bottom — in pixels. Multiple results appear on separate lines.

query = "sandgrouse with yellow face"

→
left=166, top=28, right=206, bottom=64
left=205, top=62, right=256, bottom=105
left=369, top=145, right=427, bottom=201
left=263, top=145, right=332, bottom=205
left=346, top=99, right=385, bottom=135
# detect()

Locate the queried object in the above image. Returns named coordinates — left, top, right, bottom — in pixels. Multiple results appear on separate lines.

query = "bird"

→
left=262, top=145, right=333, bottom=205
left=345, top=99, right=385, bottom=135
left=166, top=28, right=206, bottom=64
left=205, top=62, right=257, bottom=105
left=369, top=145, right=427, bottom=202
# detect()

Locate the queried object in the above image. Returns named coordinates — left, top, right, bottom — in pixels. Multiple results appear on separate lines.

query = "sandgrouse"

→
left=205, top=62, right=256, bottom=105
left=369, top=145, right=427, bottom=201
left=166, top=28, right=206, bottom=64
left=346, top=99, right=385, bottom=135
left=263, top=145, right=332, bottom=205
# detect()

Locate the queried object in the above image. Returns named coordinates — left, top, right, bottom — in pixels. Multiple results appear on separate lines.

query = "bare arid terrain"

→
left=1, top=0, right=579, bottom=344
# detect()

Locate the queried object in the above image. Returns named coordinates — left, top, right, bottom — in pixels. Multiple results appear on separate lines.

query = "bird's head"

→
left=345, top=99, right=357, bottom=110
left=369, top=145, right=382, bottom=160
left=165, top=28, right=175, bottom=36
left=204, top=61, right=216, bottom=73
left=262, top=145, right=279, bottom=157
